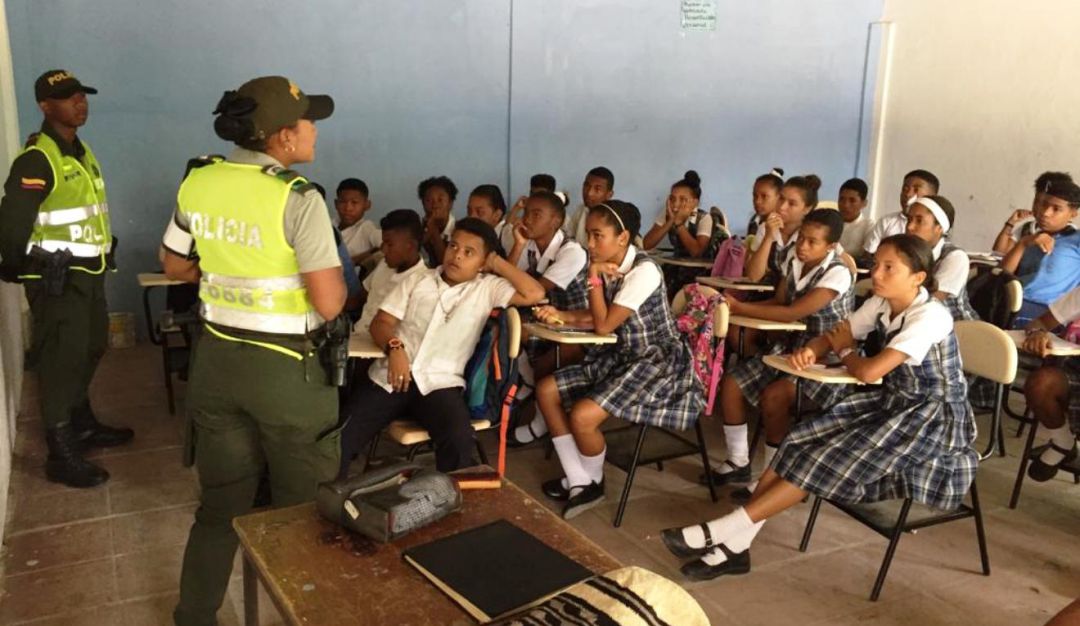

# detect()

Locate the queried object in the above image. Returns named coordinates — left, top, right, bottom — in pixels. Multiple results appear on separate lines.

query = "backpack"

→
left=675, top=284, right=726, bottom=416
left=463, top=308, right=520, bottom=475
left=966, top=269, right=1019, bottom=329
left=710, top=236, right=746, bottom=278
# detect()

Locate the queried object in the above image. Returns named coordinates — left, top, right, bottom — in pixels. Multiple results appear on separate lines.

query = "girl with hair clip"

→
left=661, top=234, right=977, bottom=581
left=747, top=168, right=785, bottom=242
left=904, top=195, right=979, bottom=320
left=533, top=200, right=704, bottom=519
left=704, top=209, right=854, bottom=491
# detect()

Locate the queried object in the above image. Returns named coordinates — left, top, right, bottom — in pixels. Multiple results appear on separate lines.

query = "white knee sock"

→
left=1039, top=425, right=1076, bottom=465
left=701, top=517, right=764, bottom=565
left=552, top=434, right=590, bottom=488
left=580, top=447, right=606, bottom=484
left=680, top=507, right=763, bottom=553
left=514, top=413, right=549, bottom=444
left=763, top=443, right=778, bottom=470
left=721, top=424, right=750, bottom=471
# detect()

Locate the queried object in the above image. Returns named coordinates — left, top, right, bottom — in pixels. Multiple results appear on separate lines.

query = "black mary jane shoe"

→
left=698, top=460, right=751, bottom=486
left=507, top=421, right=548, bottom=449
left=660, top=523, right=714, bottom=559
left=542, top=478, right=571, bottom=501
left=562, top=481, right=605, bottom=520
left=680, top=544, right=751, bottom=581
left=1028, top=441, right=1079, bottom=482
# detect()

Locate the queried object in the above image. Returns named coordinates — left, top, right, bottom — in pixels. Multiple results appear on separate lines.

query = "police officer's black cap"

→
left=34, top=69, right=98, bottom=101
left=232, top=76, right=333, bottom=140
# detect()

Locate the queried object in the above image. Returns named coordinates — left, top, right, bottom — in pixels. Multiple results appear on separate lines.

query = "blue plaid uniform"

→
left=732, top=254, right=855, bottom=410
left=772, top=315, right=979, bottom=511
left=1062, top=357, right=1080, bottom=435
left=555, top=253, right=704, bottom=430
left=937, top=244, right=979, bottom=321
left=524, top=242, right=590, bottom=361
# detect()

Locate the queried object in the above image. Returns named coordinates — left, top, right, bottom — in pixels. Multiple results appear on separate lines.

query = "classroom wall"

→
left=4, top=0, right=883, bottom=331
left=869, top=0, right=1080, bottom=250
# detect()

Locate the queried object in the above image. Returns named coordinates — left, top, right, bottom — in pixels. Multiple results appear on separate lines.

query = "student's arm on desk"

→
left=729, top=282, right=838, bottom=323
left=1020, top=309, right=1067, bottom=357
left=824, top=320, right=905, bottom=383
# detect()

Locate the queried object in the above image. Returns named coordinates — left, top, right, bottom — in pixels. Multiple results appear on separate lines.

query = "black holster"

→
left=26, top=246, right=73, bottom=296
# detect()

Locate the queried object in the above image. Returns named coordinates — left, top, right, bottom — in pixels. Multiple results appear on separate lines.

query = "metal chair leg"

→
left=969, top=480, right=990, bottom=575
left=696, top=420, right=718, bottom=502
left=613, top=425, right=649, bottom=528
left=870, top=497, right=913, bottom=601
left=406, top=445, right=420, bottom=462
left=475, top=438, right=489, bottom=466
left=362, top=432, right=382, bottom=473
left=798, top=496, right=823, bottom=553
left=161, top=339, right=176, bottom=416
left=1009, top=413, right=1039, bottom=509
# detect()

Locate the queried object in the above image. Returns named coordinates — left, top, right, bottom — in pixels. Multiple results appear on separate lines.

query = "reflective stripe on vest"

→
left=35, top=202, right=109, bottom=226
left=177, top=161, right=316, bottom=335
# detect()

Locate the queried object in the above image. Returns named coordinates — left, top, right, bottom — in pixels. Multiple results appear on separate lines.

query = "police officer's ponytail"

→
left=212, top=91, right=260, bottom=149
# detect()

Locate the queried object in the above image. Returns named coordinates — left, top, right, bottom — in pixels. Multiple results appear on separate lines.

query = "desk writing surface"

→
left=233, top=480, right=621, bottom=625
left=729, top=315, right=806, bottom=332
left=1006, top=330, right=1080, bottom=356
left=762, top=354, right=880, bottom=385
left=137, top=272, right=184, bottom=288
left=524, top=323, right=617, bottom=345
left=695, top=276, right=775, bottom=292
left=651, top=255, right=713, bottom=269
left=348, top=332, right=383, bottom=358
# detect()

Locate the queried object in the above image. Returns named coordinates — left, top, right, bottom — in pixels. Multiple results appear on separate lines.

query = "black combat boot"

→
left=71, top=400, right=134, bottom=448
left=46, top=422, right=110, bottom=488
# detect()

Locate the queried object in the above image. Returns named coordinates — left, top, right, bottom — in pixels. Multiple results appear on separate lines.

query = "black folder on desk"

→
left=402, top=519, right=593, bottom=622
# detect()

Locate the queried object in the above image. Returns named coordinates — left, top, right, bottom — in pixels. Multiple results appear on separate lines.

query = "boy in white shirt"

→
left=837, top=177, right=872, bottom=257
left=862, top=169, right=939, bottom=257
left=355, top=209, right=426, bottom=335
left=419, top=175, right=458, bottom=267
left=564, top=166, right=615, bottom=246
left=334, top=178, right=382, bottom=265
left=338, top=218, right=546, bottom=476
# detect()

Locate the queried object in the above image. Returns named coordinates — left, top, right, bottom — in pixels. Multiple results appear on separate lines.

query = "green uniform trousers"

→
left=25, top=271, right=108, bottom=428
left=174, top=328, right=340, bottom=626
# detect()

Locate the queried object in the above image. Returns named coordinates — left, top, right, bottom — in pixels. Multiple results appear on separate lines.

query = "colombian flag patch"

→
left=20, top=177, right=46, bottom=190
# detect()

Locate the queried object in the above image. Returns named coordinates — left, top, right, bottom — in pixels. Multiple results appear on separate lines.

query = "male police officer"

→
left=0, top=70, right=134, bottom=488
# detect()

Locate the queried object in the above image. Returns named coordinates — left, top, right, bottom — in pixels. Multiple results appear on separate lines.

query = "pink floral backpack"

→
left=675, top=284, right=726, bottom=416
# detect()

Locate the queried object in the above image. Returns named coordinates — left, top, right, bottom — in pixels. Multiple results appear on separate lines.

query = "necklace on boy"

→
left=436, top=286, right=466, bottom=323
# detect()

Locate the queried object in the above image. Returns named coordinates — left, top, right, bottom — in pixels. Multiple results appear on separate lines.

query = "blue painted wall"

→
left=5, top=0, right=880, bottom=333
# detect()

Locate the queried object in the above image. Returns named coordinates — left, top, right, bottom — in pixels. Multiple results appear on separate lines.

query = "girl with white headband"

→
left=904, top=194, right=979, bottom=321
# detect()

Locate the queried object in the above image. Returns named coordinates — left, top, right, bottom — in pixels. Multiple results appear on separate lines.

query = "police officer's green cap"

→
left=34, top=69, right=97, bottom=101
left=235, top=76, right=333, bottom=137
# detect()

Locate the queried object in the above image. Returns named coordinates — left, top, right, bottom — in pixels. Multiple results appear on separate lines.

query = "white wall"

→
left=869, top=0, right=1080, bottom=250
left=0, top=0, right=23, bottom=540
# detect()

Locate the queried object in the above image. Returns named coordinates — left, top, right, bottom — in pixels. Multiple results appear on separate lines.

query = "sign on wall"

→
left=681, top=0, right=717, bottom=32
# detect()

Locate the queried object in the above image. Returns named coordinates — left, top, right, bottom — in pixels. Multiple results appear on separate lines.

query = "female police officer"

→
left=160, top=76, right=345, bottom=625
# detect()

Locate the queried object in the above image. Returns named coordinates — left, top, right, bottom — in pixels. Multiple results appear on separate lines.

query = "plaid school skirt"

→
left=555, top=342, right=704, bottom=431
left=772, top=388, right=979, bottom=512
left=1066, top=359, right=1080, bottom=435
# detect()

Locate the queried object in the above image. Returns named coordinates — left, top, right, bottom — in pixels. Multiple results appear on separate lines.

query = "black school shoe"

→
left=698, top=460, right=751, bottom=486
left=562, top=481, right=605, bottom=519
left=542, top=478, right=570, bottom=501
left=507, top=421, right=549, bottom=449
left=661, top=523, right=715, bottom=559
left=1028, top=441, right=1079, bottom=482
left=680, top=544, right=752, bottom=581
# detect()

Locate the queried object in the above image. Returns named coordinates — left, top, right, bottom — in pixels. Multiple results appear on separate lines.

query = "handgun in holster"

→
left=26, top=245, right=73, bottom=296
left=311, top=313, right=352, bottom=387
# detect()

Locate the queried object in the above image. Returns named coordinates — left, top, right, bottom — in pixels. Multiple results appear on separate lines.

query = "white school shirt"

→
left=783, top=248, right=852, bottom=295
left=931, top=239, right=971, bottom=297
left=356, top=258, right=427, bottom=334
left=863, top=211, right=908, bottom=254
left=369, top=267, right=517, bottom=394
left=564, top=203, right=591, bottom=246
left=848, top=288, right=953, bottom=365
left=515, top=230, right=588, bottom=290
left=839, top=213, right=873, bottom=256
left=652, top=210, right=713, bottom=239
left=1049, top=285, right=1080, bottom=324
left=494, top=220, right=516, bottom=254
left=337, top=218, right=382, bottom=258
left=749, top=227, right=797, bottom=253
left=604, top=245, right=663, bottom=312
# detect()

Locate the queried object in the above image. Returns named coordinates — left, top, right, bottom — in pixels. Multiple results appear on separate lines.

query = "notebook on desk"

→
left=402, top=519, right=593, bottom=622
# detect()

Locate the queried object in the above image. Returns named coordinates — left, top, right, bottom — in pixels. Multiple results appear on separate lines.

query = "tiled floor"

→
left=1, top=344, right=1078, bottom=625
